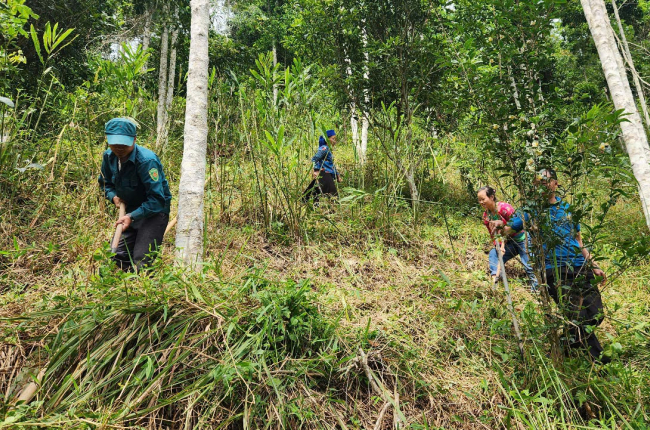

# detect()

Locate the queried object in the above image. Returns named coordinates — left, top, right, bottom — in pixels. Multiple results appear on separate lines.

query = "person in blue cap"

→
left=303, top=129, right=342, bottom=202
left=98, top=117, right=172, bottom=272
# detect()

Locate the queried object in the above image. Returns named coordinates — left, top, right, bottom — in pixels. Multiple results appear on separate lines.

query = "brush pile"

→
left=2, top=267, right=434, bottom=428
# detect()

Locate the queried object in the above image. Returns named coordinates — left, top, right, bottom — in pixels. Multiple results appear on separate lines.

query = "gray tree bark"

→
left=160, top=7, right=180, bottom=148
left=508, top=66, right=522, bottom=110
left=141, top=6, right=153, bottom=69
left=176, top=0, right=210, bottom=268
left=345, top=58, right=360, bottom=159
left=582, top=0, right=650, bottom=230
left=360, top=22, right=370, bottom=166
left=156, top=12, right=170, bottom=146
left=610, top=0, right=650, bottom=131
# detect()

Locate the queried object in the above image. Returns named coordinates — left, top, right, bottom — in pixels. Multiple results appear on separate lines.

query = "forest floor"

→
left=1, top=174, right=649, bottom=429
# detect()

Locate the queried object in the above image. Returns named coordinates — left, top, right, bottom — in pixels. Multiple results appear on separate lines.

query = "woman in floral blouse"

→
left=477, top=186, right=538, bottom=291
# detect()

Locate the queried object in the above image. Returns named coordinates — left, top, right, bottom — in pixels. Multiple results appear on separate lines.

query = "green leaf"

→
left=438, top=269, right=451, bottom=286
left=190, top=284, right=205, bottom=303
left=43, top=22, right=52, bottom=53
left=0, top=97, right=15, bottom=108
left=50, top=27, right=77, bottom=54
left=30, top=24, right=44, bottom=65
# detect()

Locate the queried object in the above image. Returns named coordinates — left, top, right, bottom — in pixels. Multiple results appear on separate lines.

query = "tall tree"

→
left=346, top=18, right=370, bottom=166
left=581, top=0, right=650, bottom=229
left=175, top=0, right=210, bottom=267
left=159, top=6, right=180, bottom=148
left=140, top=5, right=154, bottom=70
left=359, top=22, right=369, bottom=166
left=610, top=0, right=650, bottom=131
left=156, top=3, right=170, bottom=145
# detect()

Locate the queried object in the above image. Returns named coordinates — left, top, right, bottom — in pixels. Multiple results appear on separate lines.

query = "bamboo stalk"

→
left=48, top=124, right=68, bottom=182
left=15, top=366, right=47, bottom=404
left=358, top=348, right=408, bottom=425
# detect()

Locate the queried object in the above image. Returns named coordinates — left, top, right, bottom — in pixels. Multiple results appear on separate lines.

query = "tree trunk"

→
left=582, top=0, right=650, bottom=230
left=611, top=0, right=650, bottom=131
left=156, top=18, right=170, bottom=146
left=406, top=170, right=419, bottom=205
left=176, top=0, right=210, bottom=268
left=141, top=6, right=153, bottom=69
left=360, top=22, right=370, bottom=166
left=160, top=9, right=179, bottom=149
left=350, top=106, right=360, bottom=158
left=166, top=9, right=179, bottom=112
left=394, top=156, right=419, bottom=208
left=345, top=59, right=360, bottom=160
left=360, top=113, right=369, bottom=165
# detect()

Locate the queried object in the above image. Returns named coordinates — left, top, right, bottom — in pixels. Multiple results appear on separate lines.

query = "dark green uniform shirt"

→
left=98, top=144, right=172, bottom=221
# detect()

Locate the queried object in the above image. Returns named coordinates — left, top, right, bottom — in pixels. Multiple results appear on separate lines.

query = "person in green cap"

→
left=98, top=117, right=172, bottom=271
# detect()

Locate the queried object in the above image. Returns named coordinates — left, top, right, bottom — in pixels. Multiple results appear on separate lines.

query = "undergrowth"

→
left=1, top=139, right=649, bottom=428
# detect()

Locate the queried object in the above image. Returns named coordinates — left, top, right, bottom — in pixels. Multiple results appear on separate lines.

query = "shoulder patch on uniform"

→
left=319, top=145, right=328, bottom=150
left=149, top=167, right=160, bottom=182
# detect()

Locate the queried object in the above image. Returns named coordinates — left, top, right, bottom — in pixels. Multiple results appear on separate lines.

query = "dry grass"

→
left=1, top=167, right=649, bottom=428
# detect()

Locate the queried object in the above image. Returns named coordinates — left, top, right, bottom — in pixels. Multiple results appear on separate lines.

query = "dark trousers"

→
left=303, top=172, right=338, bottom=202
left=545, top=267, right=605, bottom=360
left=113, top=212, right=169, bottom=272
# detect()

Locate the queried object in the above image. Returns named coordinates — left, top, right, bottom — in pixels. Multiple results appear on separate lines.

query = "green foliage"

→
left=0, top=0, right=38, bottom=92
left=20, top=0, right=126, bottom=87
left=209, top=53, right=336, bottom=239
left=29, top=22, right=77, bottom=67
left=96, top=42, right=153, bottom=116
left=0, top=0, right=37, bottom=40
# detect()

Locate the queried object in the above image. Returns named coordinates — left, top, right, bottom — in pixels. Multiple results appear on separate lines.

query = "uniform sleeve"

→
left=129, top=159, right=168, bottom=221
left=98, top=153, right=117, bottom=203
left=311, top=146, right=328, bottom=168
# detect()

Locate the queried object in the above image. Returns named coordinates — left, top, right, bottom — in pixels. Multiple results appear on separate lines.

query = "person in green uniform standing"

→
left=98, top=118, right=172, bottom=272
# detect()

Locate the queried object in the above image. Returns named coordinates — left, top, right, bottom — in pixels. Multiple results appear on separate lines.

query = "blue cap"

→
left=105, top=117, right=137, bottom=146
left=326, top=129, right=336, bottom=138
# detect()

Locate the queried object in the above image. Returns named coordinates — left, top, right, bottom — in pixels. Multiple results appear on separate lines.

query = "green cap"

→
left=105, top=117, right=137, bottom=146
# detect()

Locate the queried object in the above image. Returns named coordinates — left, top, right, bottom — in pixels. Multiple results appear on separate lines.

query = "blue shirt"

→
left=511, top=198, right=585, bottom=270
left=98, top=144, right=172, bottom=221
left=312, top=144, right=338, bottom=176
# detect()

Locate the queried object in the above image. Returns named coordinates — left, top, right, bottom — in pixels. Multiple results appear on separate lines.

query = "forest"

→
left=1, top=0, right=650, bottom=428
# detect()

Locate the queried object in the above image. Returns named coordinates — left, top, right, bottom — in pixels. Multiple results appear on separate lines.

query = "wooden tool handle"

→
left=110, top=202, right=127, bottom=252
